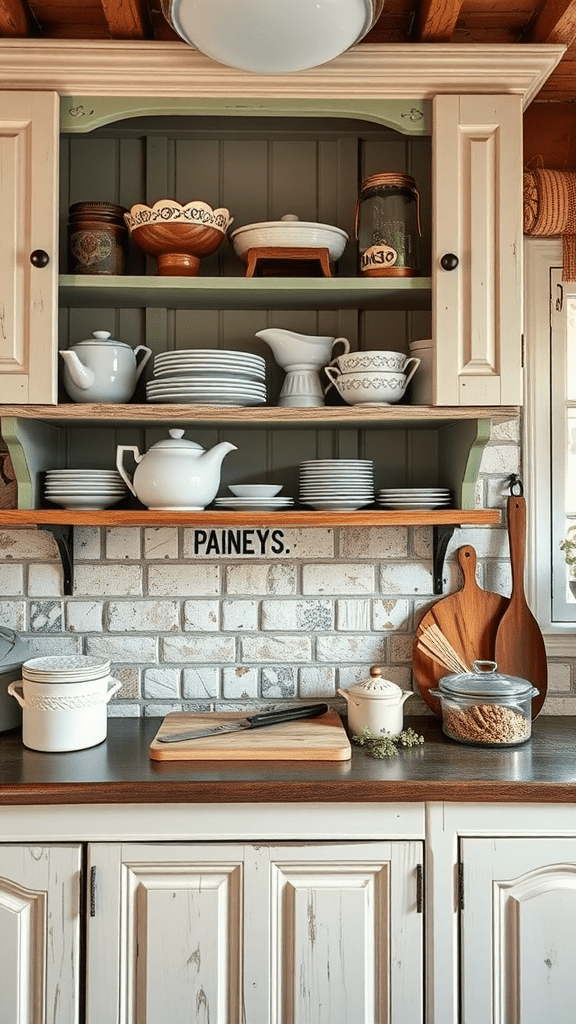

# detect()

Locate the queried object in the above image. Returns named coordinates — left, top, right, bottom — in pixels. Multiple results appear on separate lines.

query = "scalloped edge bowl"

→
left=125, top=200, right=233, bottom=276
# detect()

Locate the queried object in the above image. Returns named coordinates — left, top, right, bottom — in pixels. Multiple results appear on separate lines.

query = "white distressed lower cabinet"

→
left=85, top=841, right=423, bottom=1024
left=5, top=802, right=576, bottom=1024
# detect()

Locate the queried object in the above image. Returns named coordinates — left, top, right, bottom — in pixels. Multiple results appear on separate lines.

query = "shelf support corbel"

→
left=39, top=524, right=74, bottom=596
left=432, top=524, right=457, bottom=594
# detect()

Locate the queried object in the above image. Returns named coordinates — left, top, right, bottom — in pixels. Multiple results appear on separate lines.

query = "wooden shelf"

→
left=0, top=404, right=520, bottom=428
left=58, top=275, right=432, bottom=311
left=0, top=509, right=500, bottom=527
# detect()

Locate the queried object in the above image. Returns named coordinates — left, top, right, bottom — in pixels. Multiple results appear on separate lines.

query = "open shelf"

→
left=58, top=275, right=432, bottom=311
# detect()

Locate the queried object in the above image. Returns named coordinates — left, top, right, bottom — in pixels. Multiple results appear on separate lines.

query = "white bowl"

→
left=230, top=215, right=348, bottom=263
left=332, top=350, right=411, bottom=373
left=229, top=484, right=283, bottom=497
left=331, top=369, right=409, bottom=406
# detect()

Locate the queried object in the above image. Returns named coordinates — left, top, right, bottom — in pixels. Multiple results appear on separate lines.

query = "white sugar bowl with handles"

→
left=338, top=666, right=414, bottom=736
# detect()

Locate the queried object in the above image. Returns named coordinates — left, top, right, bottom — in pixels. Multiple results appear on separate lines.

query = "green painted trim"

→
left=460, top=419, right=492, bottom=509
left=60, top=96, right=431, bottom=135
left=1, top=417, right=33, bottom=510
left=0, top=418, right=66, bottom=511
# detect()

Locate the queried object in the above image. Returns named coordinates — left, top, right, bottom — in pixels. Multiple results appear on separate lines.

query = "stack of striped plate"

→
left=147, top=349, right=267, bottom=406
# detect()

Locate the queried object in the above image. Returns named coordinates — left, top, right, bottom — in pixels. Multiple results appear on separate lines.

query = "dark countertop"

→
left=1, top=715, right=576, bottom=805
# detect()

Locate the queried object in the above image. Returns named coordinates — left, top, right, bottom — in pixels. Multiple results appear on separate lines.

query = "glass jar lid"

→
left=438, top=660, right=538, bottom=699
left=347, top=666, right=404, bottom=701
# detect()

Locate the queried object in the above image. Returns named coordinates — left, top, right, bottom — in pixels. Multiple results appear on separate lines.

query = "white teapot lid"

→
left=75, top=330, right=132, bottom=349
left=149, top=429, right=204, bottom=451
left=347, top=666, right=404, bottom=701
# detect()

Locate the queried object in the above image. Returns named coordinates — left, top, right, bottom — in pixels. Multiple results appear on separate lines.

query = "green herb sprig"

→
left=352, top=726, right=425, bottom=759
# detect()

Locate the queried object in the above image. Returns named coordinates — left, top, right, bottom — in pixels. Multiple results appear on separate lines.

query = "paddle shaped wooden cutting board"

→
left=494, top=495, right=548, bottom=717
left=412, top=544, right=509, bottom=716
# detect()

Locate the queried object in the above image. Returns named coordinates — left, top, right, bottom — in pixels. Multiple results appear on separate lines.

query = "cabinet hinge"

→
left=90, top=865, right=97, bottom=917
left=457, top=861, right=464, bottom=911
left=416, top=862, right=424, bottom=913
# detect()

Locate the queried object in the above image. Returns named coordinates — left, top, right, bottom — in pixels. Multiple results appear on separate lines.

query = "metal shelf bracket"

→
left=39, top=524, right=74, bottom=596
left=433, top=524, right=457, bottom=594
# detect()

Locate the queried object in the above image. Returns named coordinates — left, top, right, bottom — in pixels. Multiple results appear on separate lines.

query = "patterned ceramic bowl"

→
left=125, top=200, right=233, bottom=276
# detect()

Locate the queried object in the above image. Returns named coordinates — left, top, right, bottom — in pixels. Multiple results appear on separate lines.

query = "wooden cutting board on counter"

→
left=150, top=709, right=352, bottom=761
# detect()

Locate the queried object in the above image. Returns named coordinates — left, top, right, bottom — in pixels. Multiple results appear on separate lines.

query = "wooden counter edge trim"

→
left=1, top=781, right=576, bottom=805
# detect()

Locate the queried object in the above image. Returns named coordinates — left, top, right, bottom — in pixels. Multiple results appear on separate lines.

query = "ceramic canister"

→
left=68, top=201, right=128, bottom=275
left=8, top=656, right=122, bottom=751
left=338, top=666, right=413, bottom=736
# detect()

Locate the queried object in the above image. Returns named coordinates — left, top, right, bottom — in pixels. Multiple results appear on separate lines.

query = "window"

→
left=524, top=238, right=576, bottom=649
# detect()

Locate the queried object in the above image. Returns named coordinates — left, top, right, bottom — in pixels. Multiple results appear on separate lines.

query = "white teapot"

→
left=60, top=330, right=152, bottom=403
left=338, top=666, right=414, bottom=736
left=116, top=429, right=237, bottom=510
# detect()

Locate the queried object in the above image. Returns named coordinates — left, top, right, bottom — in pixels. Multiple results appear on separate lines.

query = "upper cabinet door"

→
left=433, top=94, right=523, bottom=406
left=0, top=92, right=59, bottom=404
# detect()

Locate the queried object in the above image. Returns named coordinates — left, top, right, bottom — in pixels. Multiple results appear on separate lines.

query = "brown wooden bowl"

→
left=125, top=200, right=232, bottom=276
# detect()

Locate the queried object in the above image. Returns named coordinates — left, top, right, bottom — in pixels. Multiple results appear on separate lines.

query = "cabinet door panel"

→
left=433, top=94, right=523, bottom=406
left=461, top=837, right=576, bottom=1024
left=264, top=841, right=424, bottom=1024
left=0, top=92, right=58, bottom=404
left=0, top=843, right=81, bottom=1024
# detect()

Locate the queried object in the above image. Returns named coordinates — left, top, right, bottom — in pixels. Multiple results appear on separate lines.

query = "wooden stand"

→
left=244, top=246, right=333, bottom=278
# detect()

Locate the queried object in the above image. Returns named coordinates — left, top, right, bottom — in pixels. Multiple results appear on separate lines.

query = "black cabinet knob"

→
left=440, top=253, right=459, bottom=271
left=30, top=249, right=50, bottom=268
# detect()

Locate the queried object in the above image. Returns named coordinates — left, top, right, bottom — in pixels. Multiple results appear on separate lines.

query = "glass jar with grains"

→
left=429, top=660, right=539, bottom=747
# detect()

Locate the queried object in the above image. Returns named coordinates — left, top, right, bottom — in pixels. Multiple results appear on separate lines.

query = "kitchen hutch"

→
left=0, top=41, right=563, bottom=546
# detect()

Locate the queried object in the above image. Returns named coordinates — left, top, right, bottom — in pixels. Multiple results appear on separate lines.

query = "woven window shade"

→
left=524, top=168, right=576, bottom=280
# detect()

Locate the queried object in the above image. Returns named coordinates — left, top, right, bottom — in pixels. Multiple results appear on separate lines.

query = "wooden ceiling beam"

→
left=524, top=0, right=576, bottom=46
left=100, top=0, right=151, bottom=38
left=413, top=0, right=464, bottom=42
left=0, top=0, right=34, bottom=36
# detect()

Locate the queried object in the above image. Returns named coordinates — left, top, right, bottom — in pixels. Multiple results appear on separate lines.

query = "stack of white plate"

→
left=147, top=349, right=267, bottom=406
left=44, top=469, right=126, bottom=510
left=214, top=495, right=294, bottom=511
left=377, top=487, right=452, bottom=510
left=299, top=459, right=375, bottom=511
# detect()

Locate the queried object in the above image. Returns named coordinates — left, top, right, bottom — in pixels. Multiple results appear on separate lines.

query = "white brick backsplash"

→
left=86, top=636, right=159, bottom=662
left=0, top=563, right=24, bottom=595
left=477, top=443, right=520, bottom=475
left=144, top=668, right=180, bottom=698
left=162, top=634, right=235, bottom=663
left=413, top=527, right=433, bottom=559
left=105, top=527, right=141, bottom=560
left=317, top=634, right=387, bottom=662
left=144, top=703, right=184, bottom=716
left=107, top=600, right=180, bottom=632
left=239, top=635, right=312, bottom=662
left=66, top=600, right=104, bottom=633
left=108, top=702, right=142, bottom=717
left=483, top=559, right=512, bottom=596
left=0, top=601, right=26, bottom=631
left=112, top=668, right=139, bottom=699
left=144, top=528, right=179, bottom=560
left=222, top=666, right=259, bottom=699
left=450, top=527, right=509, bottom=559
left=302, top=563, right=375, bottom=595
left=335, top=599, right=371, bottom=631
left=226, top=563, right=296, bottom=595
left=389, top=633, right=414, bottom=662
left=183, top=600, right=220, bottom=631
left=74, top=564, right=142, bottom=596
left=147, top=563, right=220, bottom=596
left=489, top=418, right=520, bottom=442
left=484, top=477, right=513, bottom=508
left=0, top=529, right=59, bottom=560
left=182, top=666, right=219, bottom=699
left=372, top=599, right=410, bottom=631
left=261, top=666, right=297, bottom=698
left=299, top=666, right=336, bottom=697
left=30, top=601, right=63, bottom=632
left=21, top=635, right=82, bottom=658
left=27, top=563, right=63, bottom=597
left=221, top=599, right=259, bottom=631
left=339, top=527, right=408, bottom=560
left=261, top=599, right=333, bottom=631
left=548, top=661, right=572, bottom=692
left=74, top=527, right=101, bottom=560
left=379, top=562, right=433, bottom=595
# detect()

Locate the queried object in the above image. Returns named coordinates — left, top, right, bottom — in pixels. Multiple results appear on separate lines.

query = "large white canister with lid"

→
left=8, top=655, right=122, bottom=751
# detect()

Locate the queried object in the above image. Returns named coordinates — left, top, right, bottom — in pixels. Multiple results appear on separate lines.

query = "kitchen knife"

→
left=158, top=702, right=329, bottom=743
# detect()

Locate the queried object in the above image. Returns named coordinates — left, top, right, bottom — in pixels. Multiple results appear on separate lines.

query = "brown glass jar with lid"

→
left=354, top=173, right=421, bottom=277
left=68, top=201, right=128, bottom=275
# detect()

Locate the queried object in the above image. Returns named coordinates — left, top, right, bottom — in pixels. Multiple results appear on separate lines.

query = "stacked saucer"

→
left=299, top=459, right=375, bottom=511
left=147, top=348, right=267, bottom=406
left=377, top=487, right=452, bottom=510
left=215, top=484, right=294, bottom=512
left=22, top=654, right=112, bottom=683
left=44, top=469, right=126, bottom=510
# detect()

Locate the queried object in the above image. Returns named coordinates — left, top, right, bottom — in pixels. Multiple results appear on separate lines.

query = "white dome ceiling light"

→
left=161, top=0, right=384, bottom=74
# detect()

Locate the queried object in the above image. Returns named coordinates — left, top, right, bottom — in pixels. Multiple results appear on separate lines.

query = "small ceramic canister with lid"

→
left=338, top=666, right=414, bottom=736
